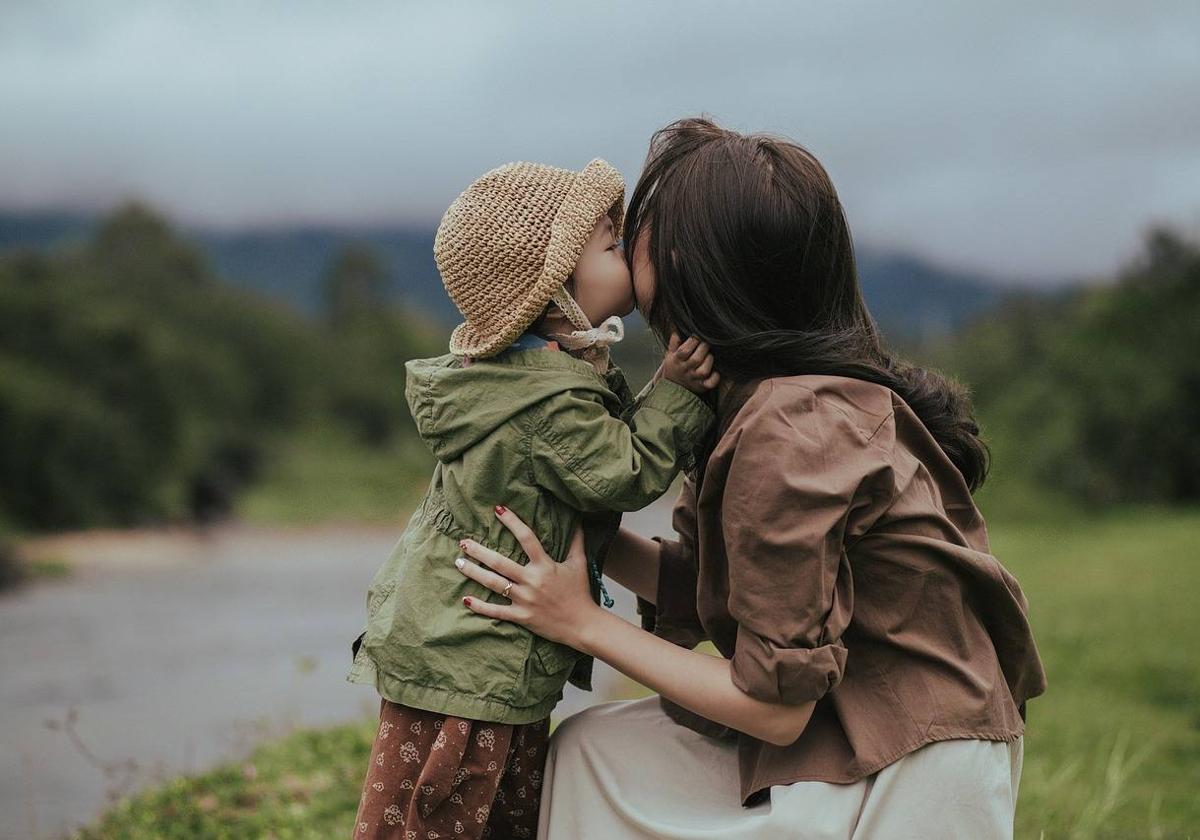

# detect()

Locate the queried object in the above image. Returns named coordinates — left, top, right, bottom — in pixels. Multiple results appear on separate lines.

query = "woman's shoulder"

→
left=722, top=374, right=897, bottom=450
left=710, top=375, right=901, bottom=528
left=721, top=375, right=980, bottom=522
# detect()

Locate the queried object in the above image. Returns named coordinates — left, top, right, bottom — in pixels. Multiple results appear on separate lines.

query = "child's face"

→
left=571, top=215, right=635, bottom=324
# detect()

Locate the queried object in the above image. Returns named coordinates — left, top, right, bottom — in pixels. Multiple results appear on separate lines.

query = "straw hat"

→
left=435, top=158, right=625, bottom=359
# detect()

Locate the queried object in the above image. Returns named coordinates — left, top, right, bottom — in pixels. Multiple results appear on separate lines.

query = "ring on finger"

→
left=501, top=581, right=513, bottom=599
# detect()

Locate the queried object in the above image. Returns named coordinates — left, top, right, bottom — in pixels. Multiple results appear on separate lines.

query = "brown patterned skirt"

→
left=351, top=698, right=550, bottom=839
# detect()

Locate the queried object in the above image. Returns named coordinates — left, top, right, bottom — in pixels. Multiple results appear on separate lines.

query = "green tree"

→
left=322, top=243, right=389, bottom=328
left=933, top=225, right=1200, bottom=506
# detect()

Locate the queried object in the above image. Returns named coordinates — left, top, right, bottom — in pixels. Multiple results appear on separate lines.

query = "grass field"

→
left=73, top=506, right=1200, bottom=839
left=234, top=422, right=434, bottom=526
left=991, top=508, right=1200, bottom=838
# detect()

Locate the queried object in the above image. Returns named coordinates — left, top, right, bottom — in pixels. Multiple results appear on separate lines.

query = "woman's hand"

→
left=454, top=505, right=602, bottom=650
left=457, top=504, right=817, bottom=746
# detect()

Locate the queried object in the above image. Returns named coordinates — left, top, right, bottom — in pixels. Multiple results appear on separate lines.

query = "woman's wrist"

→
left=604, top=528, right=661, bottom=603
left=573, top=602, right=620, bottom=657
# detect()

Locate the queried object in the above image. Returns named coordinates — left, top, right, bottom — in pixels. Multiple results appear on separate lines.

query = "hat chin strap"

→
left=551, top=316, right=625, bottom=351
left=548, top=287, right=624, bottom=371
left=549, top=288, right=625, bottom=349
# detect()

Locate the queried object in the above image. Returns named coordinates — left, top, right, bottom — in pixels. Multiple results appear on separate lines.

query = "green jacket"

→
left=346, top=347, right=714, bottom=724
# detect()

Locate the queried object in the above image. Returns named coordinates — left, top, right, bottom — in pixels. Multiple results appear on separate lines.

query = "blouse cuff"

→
left=646, top=535, right=707, bottom=648
left=729, top=624, right=848, bottom=705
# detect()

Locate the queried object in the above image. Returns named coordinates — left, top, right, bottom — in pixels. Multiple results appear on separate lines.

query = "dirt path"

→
left=0, top=501, right=671, bottom=839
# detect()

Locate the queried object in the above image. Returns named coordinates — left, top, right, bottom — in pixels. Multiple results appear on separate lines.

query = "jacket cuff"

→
left=648, top=536, right=707, bottom=648
left=729, top=624, right=848, bottom=705
left=637, top=378, right=715, bottom=472
left=567, top=653, right=594, bottom=692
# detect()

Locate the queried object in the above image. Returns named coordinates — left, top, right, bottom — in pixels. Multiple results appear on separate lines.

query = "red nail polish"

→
left=463, top=597, right=471, bottom=606
left=459, top=539, right=468, bottom=551
left=495, top=505, right=507, bottom=516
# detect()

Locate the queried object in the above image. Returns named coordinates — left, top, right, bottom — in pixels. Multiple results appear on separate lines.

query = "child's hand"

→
left=659, top=333, right=720, bottom=394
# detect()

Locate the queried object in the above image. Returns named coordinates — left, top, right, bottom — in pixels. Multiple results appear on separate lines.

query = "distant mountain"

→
left=196, top=226, right=454, bottom=321
left=855, top=250, right=1009, bottom=342
left=0, top=210, right=1027, bottom=341
left=0, top=211, right=94, bottom=251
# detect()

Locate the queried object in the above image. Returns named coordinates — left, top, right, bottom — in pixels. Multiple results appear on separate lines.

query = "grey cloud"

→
left=1, top=0, right=1198, bottom=282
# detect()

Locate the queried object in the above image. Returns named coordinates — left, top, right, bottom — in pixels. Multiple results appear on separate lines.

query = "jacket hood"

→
left=404, top=351, right=619, bottom=462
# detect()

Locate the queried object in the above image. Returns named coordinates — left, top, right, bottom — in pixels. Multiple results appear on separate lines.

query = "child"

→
left=346, top=158, right=719, bottom=839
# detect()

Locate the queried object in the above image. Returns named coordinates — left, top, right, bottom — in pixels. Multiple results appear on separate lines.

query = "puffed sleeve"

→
left=723, top=384, right=895, bottom=705
left=638, top=476, right=708, bottom=647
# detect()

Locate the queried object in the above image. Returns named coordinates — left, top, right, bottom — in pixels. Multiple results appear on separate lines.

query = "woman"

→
left=454, top=117, right=1047, bottom=838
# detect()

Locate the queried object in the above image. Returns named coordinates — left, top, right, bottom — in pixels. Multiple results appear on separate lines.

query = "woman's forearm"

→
left=603, top=527, right=660, bottom=604
left=576, top=607, right=816, bottom=747
left=457, top=511, right=812, bottom=746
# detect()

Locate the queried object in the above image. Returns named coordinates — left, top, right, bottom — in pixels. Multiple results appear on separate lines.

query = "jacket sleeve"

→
left=529, top=377, right=714, bottom=513
left=723, top=383, right=895, bottom=705
left=637, top=476, right=709, bottom=646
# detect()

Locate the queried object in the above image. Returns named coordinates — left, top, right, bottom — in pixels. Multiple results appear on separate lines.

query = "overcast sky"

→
left=3, top=0, right=1198, bottom=283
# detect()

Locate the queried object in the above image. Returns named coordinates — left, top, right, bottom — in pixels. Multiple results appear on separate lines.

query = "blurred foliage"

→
left=323, top=242, right=389, bottom=328
left=928, top=225, right=1200, bottom=509
left=0, top=538, right=24, bottom=589
left=3, top=205, right=1195, bottom=533
left=321, top=243, right=438, bottom=448
left=235, top=420, right=433, bottom=526
left=0, top=203, right=441, bottom=533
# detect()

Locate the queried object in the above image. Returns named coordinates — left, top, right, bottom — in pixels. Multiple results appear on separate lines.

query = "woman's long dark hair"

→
left=626, top=117, right=989, bottom=491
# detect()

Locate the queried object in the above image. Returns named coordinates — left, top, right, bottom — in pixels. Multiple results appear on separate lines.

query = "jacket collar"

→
left=484, top=345, right=606, bottom=381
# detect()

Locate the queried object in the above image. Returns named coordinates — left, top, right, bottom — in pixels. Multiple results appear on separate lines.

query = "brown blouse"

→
left=637, top=374, right=1047, bottom=806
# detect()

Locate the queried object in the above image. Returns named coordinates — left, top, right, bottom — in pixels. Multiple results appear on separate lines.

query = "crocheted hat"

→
left=435, top=158, right=625, bottom=359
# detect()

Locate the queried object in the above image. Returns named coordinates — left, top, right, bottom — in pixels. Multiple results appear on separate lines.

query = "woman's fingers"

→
left=667, top=333, right=681, bottom=353
left=702, top=372, right=720, bottom=389
left=494, top=505, right=549, bottom=565
left=457, top=534, right=528, bottom=582
left=455, top=555, right=518, bottom=599
left=462, top=594, right=522, bottom=622
left=694, top=354, right=714, bottom=377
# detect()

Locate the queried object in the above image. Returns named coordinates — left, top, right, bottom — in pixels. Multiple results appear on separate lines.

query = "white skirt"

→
left=537, top=696, right=1023, bottom=840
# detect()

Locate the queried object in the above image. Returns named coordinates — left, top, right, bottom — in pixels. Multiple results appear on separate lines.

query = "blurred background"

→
left=1, top=2, right=1197, bottom=838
